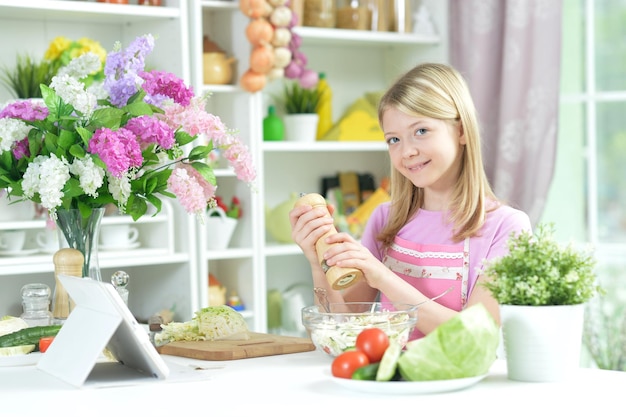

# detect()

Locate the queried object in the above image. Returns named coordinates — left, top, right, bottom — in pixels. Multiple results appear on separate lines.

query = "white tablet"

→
left=37, top=274, right=170, bottom=387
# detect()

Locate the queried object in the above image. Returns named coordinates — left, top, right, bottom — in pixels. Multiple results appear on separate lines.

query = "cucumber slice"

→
left=376, top=340, right=402, bottom=381
left=0, top=344, right=36, bottom=357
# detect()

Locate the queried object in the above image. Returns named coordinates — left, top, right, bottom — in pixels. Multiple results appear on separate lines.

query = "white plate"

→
left=331, top=373, right=488, bottom=395
left=99, top=242, right=140, bottom=251
left=0, top=352, right=41, bottom=367
left=0, top=248, right=40, bottom=257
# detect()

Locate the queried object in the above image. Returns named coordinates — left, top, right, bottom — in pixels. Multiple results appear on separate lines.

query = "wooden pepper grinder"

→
left=52, top=248, right=84, bottom=321
left=294, top=193, right=363, bottom=290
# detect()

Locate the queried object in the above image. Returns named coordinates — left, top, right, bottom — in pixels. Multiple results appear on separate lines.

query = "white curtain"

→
left=449, top=0, right=563, bottom=225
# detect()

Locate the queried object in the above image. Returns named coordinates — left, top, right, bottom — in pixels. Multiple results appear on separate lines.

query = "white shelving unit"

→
left=0, top=0, right=202, bottom=324
left=0, top=0, right=447, bottom=332
left=189, top=0, right=448, bottom=333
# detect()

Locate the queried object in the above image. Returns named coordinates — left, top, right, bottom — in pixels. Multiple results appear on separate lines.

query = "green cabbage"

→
left=155, top=305, right=249, bottom=345
left=398, top=304, right=499, bottom=381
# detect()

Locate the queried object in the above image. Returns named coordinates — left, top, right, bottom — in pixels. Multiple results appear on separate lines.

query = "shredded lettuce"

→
left=155, top=306, right=249, bottom=345
left=0, top=316, right=28, bottom=338
left=309, top=313, right=413, bottom=357
left=398, top=304, right=499, bottom=381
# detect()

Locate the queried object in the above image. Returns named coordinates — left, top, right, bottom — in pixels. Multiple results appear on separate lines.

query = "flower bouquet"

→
left=0, top=34, right=256, bottom=280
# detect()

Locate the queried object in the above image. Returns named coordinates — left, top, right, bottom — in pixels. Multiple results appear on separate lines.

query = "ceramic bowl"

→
left=301, top=302, right=418, bottom=357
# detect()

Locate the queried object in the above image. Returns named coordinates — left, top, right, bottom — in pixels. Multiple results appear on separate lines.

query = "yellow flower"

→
left=44, top=36, right=71, bottom=61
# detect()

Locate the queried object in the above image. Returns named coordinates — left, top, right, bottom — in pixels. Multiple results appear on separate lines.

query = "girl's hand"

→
left=321, top=232, right=394, bottom=291
left=289, top=203, right=335, bottom=265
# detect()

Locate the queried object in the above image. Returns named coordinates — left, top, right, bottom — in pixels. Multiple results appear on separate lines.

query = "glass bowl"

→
left=301, top=302, right=419, bottom=357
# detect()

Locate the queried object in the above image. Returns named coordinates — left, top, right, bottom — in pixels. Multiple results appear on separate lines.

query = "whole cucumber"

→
left=0, top=325, right=62, bottom=348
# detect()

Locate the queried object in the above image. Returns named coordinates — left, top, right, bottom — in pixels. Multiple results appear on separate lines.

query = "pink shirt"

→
left=361, top=202, right=532, bottom=299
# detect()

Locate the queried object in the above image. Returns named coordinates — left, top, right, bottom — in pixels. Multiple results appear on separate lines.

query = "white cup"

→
left=100, top=224, right=139, bottom=248
left=36, top=229, right=60, bottom=253
left=0, top=230, right=27, bottom=252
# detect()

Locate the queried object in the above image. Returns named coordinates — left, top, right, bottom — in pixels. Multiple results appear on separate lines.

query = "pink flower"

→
left=221, top=139, right=257, bottom=183
left=167, top=163, right=217, bottom=214
left=12, top=138, right=30, bottom=159
left=141, top=70, right=194, bottom=107
left=0, top=100, right=48, bottom=121
left=162, top=96, right=229, bottom=140
left=88, top=127, right=143, bottom=177
left=124, top=115, right=175, bottom=150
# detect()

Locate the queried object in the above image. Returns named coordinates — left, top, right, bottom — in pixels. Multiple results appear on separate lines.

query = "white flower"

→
left=50, top=74, right=98, bottom=116
left=22, top=154, right=70, bottom=210
left=69, top=156, right=105, bottom=198
left=57, top=52, right=101, bottom=80
left=108, top=174, right=131, bottom=210
left=0, top=118, right=30, bottom=152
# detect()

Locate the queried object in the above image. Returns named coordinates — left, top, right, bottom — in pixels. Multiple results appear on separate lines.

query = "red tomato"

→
left=355, top=328, right=389, bottom=363
left=39, top=336, right=55, bottom=353
left=331, top=350, right=370, bottom=379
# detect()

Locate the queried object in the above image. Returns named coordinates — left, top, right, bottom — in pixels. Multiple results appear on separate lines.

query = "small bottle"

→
left=263, top=105, right=285, bottom=141
left=21, top=283, right=53, bottom=327
left=111, top=270, right=130, bottom=306
left=315, top=72, right=333, bottom=139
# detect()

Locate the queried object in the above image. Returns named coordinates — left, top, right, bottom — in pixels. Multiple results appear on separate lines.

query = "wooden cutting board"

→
left=156, top=332, right=316, bottom=361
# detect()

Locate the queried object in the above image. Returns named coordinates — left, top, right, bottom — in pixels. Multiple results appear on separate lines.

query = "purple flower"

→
left=141, top=70, right=194, bottom=107
left=124, top=115, right=175, bottom=149
left=88, top=127, right=143, bottom=177
left=103, top=34, right=155, bottom=107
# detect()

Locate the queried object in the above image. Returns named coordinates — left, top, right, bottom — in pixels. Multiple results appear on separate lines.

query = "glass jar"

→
left=336, top=0, right=372, bottom=30
left=303, top=0, right=336, bottom=28
left=21, top=283, right=53, bottom=327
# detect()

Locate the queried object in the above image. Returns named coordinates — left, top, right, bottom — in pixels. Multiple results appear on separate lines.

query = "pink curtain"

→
left=449, top=0, right=563, bottom=225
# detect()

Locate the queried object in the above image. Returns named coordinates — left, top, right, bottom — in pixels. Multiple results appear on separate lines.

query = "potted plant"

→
left=278, top=81, right=321, bottom=142
left=481, top=223, right=603, bottom=382
left=0, top=54, right=55, bottom=99
left=206, top=196, right=242, bottom=250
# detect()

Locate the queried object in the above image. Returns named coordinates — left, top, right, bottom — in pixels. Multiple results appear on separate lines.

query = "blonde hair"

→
left=377, top=63, right=498, bottom=245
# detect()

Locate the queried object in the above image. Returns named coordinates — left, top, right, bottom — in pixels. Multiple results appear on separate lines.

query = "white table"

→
left=0, top=350, right=623, bottom=416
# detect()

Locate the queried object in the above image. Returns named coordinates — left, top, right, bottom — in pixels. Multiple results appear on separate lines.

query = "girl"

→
left=289, top=63, right=531, bottom=339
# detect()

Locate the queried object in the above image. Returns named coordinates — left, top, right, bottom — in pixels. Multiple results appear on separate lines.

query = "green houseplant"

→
left=481, top=223, right=603, bottom=382
left=278, top=81, right=321, bottom=142
left=281, top=81, right=321, bottom=114
left=0, top=54, right=56, bottom=99
left=482, top=223, right=600, bottom=306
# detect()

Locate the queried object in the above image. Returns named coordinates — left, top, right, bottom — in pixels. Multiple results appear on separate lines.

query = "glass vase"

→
left=55, top=208, right=105, bottom=282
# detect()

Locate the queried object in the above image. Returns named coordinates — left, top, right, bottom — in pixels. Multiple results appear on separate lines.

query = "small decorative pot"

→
left=205, top=207, right=237, bottom=250
left=283, top=113, right=319, bottom=142
left=500, top=303, right=585, bottom=382
left=203, top=52, right=236, bottom=85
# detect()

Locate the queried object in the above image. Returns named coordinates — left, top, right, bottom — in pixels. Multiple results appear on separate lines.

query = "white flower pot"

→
left=283, top=113, right=319, bottom=142
left=500, top=304, right=585, bottom=382
left=205, top=208, right=237, bottom=250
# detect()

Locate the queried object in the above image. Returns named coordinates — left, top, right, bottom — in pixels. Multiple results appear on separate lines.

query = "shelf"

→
left=262, top=141, right=387, bottom=152
left=204, top=247, right=254, bottom=260
left=263, top=243, right=303, bottom=257
left=293, top=26, right=440, bottom=47
left=0, top=249, right=189, bottom=276
left=0, top=0, right=180, bottom=23
left=201, top=0, right=238, bottom=11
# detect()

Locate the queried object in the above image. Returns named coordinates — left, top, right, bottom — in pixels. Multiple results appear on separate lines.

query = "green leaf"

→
left=69, top=144, right=86, bottom=159
left=187, top=145, right=211, bottom=161
left=175, top=130, right=195, bottom=147
left=90, top=107, right=125, bottom=129
left=145, top=195, right=162, bottom=214
left=57, top=129, right=75, bottom=151
left=191, top=161, right=216, bottom=186
left=76, top=126, right=93, bottom=146
left=123, top=100, right=153, bottom=117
